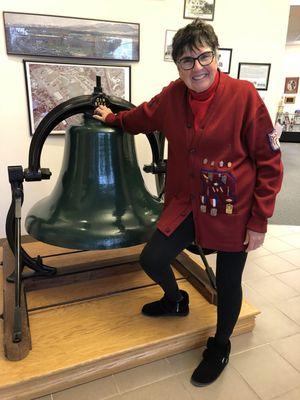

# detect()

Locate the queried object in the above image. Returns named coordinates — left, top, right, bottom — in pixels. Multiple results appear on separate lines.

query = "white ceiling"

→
left=286, top=6, right=300, bottom=44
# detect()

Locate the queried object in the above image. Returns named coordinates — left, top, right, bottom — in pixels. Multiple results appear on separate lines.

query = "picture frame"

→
left=217, top=48, right=232, bottom=74
left=237, top=62, right=271, bottom=91
left=3, top=11, right=139, bottom=61
left=284, top=77, right=299, bottom=94
left=184, top=0, right=216, bottom=21
left=164, top=30, right=176, bottom=62
left=24, top=60, right=131, bottom=135
left=284, top=96, right=296, bottom=104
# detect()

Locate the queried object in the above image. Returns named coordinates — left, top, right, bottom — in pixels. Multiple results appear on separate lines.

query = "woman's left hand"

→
left=243, top=229, right=265, bottom=252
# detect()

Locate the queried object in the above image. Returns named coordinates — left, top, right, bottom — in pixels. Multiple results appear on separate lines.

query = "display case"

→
left=276, top=112, right=300, bottom=143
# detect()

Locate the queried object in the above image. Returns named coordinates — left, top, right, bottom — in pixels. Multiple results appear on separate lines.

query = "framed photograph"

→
left=164, top=30, right=176, bottom=62
left=284, top=96, right=296, bottom=104
left=24, top=60, right=131, bottom=135
left=284, top=77, right=299, bottom=94
left=237, top=63, right=271, bottom=90
left=3, top=11, right=139, bottom=61
left=184, top=0, right=215, bottom=21
left=218, top=48, right=232, bottom=74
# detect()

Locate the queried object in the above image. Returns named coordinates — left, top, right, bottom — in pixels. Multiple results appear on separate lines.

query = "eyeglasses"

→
left=177, top=51, right=215, bottom=70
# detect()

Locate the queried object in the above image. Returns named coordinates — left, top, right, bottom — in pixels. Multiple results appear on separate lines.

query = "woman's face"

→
left=177, top=45, right=218, bottom=92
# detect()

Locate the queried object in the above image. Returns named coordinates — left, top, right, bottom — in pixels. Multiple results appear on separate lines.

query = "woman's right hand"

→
left=93, top=105, right=113, bottom=122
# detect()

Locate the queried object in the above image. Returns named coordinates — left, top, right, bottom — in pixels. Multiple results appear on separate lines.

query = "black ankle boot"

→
left=191, top=337, right=231, bottom=386
left=141, top=290, right=189, bottom=317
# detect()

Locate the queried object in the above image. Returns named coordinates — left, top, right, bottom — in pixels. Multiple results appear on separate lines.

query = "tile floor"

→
left=35, top=224, right=300, bottom=400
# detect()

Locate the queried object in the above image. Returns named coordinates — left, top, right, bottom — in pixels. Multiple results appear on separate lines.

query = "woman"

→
left=94, top=19, right=283, bottom=386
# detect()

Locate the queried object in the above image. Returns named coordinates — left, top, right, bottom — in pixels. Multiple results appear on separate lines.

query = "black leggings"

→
left=139, top=213, right=247, bottom=344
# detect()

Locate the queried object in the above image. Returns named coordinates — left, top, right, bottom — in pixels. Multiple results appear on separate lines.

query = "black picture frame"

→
left=218, top=48, right=232, bottom=74
left=164, top=30, right=176, bottom=62
left=184, top=0, right=216, bottom=21
left=3, top=11, right=140, bottom=61
left=237, top=62, right=271, bottom=91
left=24, top=60, right=131, bottom=135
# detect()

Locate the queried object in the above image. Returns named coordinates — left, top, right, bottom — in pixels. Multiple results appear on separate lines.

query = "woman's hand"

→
left=243, top=229, right=265, bottom=252
left=93, top=105, right=113, bottom=122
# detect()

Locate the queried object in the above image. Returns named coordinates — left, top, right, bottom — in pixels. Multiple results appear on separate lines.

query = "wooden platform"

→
left=0, top=242, right=259, bottom=400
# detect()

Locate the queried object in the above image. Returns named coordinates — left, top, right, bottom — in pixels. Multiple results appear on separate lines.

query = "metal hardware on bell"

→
left=25, top=114, right=163, bottom=250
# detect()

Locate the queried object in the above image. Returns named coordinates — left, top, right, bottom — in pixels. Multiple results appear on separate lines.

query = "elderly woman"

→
left=94, top=19, right=283, bottom=386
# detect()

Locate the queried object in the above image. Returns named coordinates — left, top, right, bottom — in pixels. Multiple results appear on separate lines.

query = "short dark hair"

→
left=172, top=19, right=219, bottom=62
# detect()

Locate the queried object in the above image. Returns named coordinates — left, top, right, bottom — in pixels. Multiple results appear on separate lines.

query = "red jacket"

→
left=106, top=72, right=283, bottom=251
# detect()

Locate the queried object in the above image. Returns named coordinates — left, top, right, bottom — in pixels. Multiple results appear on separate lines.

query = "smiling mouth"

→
left=192, top=74, right=208, bottom=81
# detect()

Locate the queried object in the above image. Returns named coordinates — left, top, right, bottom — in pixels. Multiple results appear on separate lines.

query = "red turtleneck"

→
left=189, top=71, right=220, bottom=132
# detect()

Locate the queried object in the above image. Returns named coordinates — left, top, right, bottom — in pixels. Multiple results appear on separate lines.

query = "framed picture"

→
left=284, top=96, right=296, bottom=104
left=184, top=0, right=215, bottom=21
left=24, top=60, right=131, bottom=135
left=164, top=30, right=176, bottom=62
left=237, top=63, right=271, bottom=90
left=284, top=77, right=299, bottom=94
left=3, top=11, right=139, bottom=61
left=218, top=48, right=232, bottom=74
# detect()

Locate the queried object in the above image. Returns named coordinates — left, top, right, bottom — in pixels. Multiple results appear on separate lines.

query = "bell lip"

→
left=25, top=231, right=149, bottom=251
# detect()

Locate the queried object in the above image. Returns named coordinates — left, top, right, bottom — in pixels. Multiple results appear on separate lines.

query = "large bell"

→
left=25, top=115, right=163, bottom=250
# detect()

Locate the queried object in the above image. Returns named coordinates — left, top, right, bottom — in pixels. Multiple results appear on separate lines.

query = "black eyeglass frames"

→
left=177, top=51, right=215, bottom=70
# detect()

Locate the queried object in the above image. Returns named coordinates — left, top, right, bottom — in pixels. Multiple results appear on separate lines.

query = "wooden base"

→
left=0, top=242, right=259, bottom=400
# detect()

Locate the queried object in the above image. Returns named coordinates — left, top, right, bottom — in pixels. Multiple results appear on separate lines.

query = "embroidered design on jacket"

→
left=267, top=129, right=280, bottom=151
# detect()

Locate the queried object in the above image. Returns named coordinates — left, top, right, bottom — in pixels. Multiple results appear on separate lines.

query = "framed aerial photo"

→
left=24, top=60, right=131, bottom=135
left=164, top=30, right=176, bottom=61
left=237, top=62, right=271, bottom=90
left=3, top=11, right=139, bottom=61
left=218, top=48, right=232, bottom=74
left=184, top=0, right=215, bottom=21
left=284, top=77, right=299, bottom=94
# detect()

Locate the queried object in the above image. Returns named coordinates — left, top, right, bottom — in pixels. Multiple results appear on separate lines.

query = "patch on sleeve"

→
left=267, top=129, right=280, bottom=151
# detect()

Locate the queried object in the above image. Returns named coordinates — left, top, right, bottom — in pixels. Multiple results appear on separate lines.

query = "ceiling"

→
left=286, top=6, right=300, bottom=43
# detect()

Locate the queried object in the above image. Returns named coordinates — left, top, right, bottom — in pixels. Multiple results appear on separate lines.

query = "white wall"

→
left=0, top=0, right=290, bottom=238
left=283, top=44, right=300, bottom=113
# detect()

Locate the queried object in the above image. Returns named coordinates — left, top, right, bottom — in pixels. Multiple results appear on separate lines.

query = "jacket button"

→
left=189, top=148, right=196, bottom=154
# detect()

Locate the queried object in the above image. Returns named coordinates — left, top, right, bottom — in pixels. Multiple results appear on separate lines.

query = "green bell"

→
left=25, top=115, right=163, bottom=250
